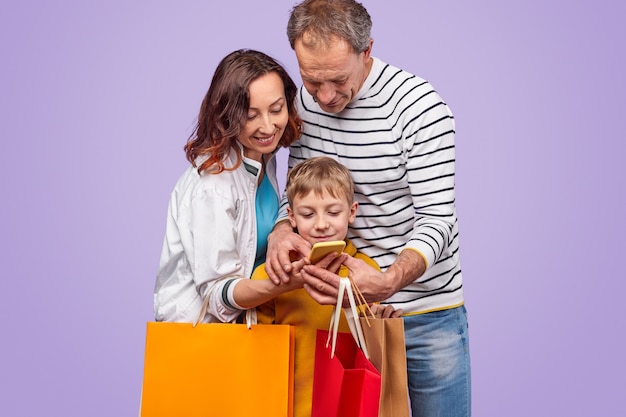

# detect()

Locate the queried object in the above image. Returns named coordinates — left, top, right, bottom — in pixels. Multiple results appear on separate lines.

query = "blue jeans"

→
left=404, top=305, right=471, bottom=417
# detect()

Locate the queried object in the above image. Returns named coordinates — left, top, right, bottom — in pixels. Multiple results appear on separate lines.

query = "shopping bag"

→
left=311, top=278, right=381, bottom=417
left=346, top=278, right=410, bottom=417
left=359, top=316, right=410, bottom=417
left=312, top=329, right=382, bottom=417
left=140, top=309, right=295, bottom=417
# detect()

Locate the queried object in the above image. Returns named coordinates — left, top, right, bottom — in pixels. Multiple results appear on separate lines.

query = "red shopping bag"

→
left=311, top=329, right=381, bottom=417
left=311, top=278, right=381, bottom=417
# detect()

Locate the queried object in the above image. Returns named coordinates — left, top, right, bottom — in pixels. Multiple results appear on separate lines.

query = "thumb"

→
left=341, top=254, right=361, bottom=269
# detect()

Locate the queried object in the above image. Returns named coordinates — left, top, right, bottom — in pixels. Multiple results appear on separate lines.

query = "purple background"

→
left=1, top=1, right=624, bottom=416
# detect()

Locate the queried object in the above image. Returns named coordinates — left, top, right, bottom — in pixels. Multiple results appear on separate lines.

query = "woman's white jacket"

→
left=154, top=146, right=279, bottom=323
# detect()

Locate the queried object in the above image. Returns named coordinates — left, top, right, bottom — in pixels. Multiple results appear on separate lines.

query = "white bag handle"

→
left=326, top=278, right=369, bottom=359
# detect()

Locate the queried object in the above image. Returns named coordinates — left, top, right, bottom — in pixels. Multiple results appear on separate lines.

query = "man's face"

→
left=294, top=36, right=372, bottom=114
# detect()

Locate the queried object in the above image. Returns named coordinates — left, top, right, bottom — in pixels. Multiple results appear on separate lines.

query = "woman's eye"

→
left=271, top=106, right=283, bottom=114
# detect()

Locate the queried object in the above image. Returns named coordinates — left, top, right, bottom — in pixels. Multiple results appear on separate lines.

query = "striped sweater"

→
left=280, top=57, right=464, bottom=314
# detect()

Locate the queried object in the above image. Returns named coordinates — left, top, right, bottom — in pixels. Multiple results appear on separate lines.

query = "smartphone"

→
left=308, top=240, right=346, bottom=264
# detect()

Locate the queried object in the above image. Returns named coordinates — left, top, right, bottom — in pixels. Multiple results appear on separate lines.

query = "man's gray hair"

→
left=287, top=0, right=372, bottom=53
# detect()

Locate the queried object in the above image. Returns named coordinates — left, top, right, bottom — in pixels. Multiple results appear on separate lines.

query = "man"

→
left=266, top=1, right=471, bottom=416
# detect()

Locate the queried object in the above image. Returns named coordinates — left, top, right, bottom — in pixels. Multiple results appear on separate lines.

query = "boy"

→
left=252, top=156, right=381, bottom=417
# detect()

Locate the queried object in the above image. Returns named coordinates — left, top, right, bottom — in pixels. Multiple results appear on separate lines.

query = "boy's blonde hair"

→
left=286, top=156, right=354, bottom=205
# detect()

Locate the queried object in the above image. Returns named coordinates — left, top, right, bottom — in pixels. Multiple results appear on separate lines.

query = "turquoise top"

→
left=254, top=172, right=279, bottom=269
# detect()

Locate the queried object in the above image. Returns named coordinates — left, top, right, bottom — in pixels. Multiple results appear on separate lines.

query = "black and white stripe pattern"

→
left=282, top=57, right=464, bottom=313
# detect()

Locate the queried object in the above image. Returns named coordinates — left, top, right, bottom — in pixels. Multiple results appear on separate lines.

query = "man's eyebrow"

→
left=302, top=74, right=347, bottom=83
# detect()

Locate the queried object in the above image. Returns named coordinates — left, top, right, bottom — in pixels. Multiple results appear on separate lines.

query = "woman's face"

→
left=238, top=71, right=288, bottom=162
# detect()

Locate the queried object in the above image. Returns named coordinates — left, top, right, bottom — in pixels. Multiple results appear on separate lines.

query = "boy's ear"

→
left=348, top=201, right=358, bottom=223
left=287, top=207, right=298, bottom=228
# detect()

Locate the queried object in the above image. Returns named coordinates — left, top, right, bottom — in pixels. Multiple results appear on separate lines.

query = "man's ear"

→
left=362, top=38, right=374, bottom=60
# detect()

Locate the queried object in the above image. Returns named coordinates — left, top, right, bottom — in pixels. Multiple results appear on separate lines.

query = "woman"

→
left=154, top=49, right=302, bottom=323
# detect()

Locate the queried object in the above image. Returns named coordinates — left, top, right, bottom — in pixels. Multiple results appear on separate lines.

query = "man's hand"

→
left=301, top=249, right=427, bottom=306
left=301, top=255, right=385, bottom=306
left=265, top=220, right=312, bottom=285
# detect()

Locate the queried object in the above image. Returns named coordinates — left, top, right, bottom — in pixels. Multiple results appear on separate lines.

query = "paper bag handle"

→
left=327, top=278, right=370, bottom=359
left=193, top=283, right=257, bottom=329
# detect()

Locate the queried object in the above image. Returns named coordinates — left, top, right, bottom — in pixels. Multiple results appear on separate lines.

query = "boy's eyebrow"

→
left=293, top=202, right=346, bottom=210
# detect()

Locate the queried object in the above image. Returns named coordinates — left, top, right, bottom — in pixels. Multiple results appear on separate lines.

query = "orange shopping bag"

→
left=140, top=310, right=295, bottom=417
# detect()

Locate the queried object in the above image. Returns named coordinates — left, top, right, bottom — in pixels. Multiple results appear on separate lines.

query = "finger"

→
left=264, top=259, right=281, bottom=285
left=370, top=303, right=391, bottom=318
left=315, top=252, right=341, bottom=270
left=295, top=239, right=314, bottom=259
left=326, top=253, right=347, bottom=274
left=341, top=254, right=361, bottom=269
left=391, top=308, right=404, bottom=318
left=291, top=257, right=308, bottom=273
left=301, top=268, right=340, bottom=305
left=382, top=306, right=396, bottom=319
left=369, top=303, right=382, bottom=317
left=271, top=252, right=296, bottom=284
left=302, top=282, right=337, bottom=305
left=277, top=250, right=293, bottom=275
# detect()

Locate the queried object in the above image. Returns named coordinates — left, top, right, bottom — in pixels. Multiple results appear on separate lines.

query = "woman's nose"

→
left=258, top=114, right=274, bottom=133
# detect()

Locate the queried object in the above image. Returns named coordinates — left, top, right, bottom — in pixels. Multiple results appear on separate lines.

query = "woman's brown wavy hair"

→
left=184, top=49, right=302, bottom=174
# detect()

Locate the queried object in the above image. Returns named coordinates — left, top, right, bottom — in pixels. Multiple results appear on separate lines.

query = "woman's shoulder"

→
left=169, top=163, right=243, bottom=204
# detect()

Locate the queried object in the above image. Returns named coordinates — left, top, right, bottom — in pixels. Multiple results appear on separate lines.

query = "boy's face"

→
left=287, top=190, right=357, bottom=246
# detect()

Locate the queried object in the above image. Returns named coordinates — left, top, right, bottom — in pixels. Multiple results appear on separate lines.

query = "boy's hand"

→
left=301, top=256, right=392, bottom=307
left=369, top=303, right=404, bottom=318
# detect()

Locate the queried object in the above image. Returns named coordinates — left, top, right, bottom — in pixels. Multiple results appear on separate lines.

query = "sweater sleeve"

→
left=402, top=85, right=457, bottom=270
